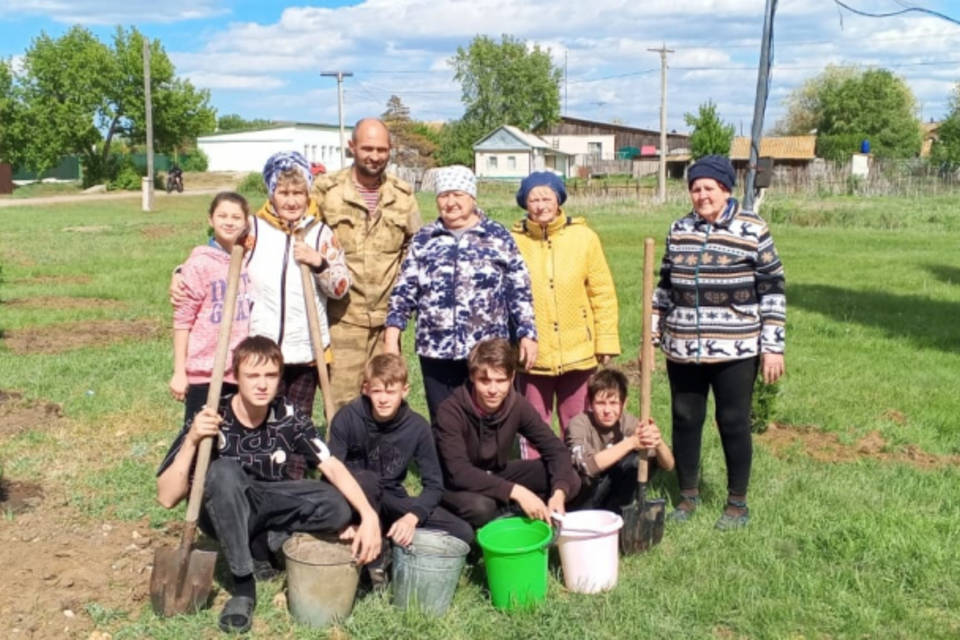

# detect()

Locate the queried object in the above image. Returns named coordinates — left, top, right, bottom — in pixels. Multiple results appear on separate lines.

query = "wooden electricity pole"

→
left=142, top=38, right=154, bottom=212
left=322, top=71, right=353, bottom=169
left=648, top=44, right=673, bottom=203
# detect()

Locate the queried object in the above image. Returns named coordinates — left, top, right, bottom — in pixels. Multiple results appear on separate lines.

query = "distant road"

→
left=0, top=186, right=236, bottom=209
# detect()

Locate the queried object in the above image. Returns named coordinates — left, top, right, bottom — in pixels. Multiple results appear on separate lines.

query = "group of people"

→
left=156, top=116, right=787, bottom=633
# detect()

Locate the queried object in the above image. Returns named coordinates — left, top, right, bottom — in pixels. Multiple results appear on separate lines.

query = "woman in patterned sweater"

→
left=651, top=154, right=786, bottom=529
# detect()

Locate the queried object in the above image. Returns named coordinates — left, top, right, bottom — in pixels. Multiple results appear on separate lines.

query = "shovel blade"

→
left=150, top=545, right=218, bottom=617
left=620, top=497, right=666, bottom=554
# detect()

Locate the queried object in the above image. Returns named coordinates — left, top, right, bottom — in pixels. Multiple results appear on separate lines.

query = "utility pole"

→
left=743, top=0, right=778, bottom=211
left=142, top=38, right=154, bottom=212
left=322, top=71, right=353, bottom=170
left=564, top=50, right=568, bottom=116
left=648, top=44, right=673, bottom=203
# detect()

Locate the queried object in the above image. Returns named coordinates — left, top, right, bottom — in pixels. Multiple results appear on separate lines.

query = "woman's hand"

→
left=293, top=238, right=326, bottom=269
left=519, top=338, right=538, bottom=371
left=168, top=371, right=188, bottom=402
left=382, top=326, right=402, bottom=355
left=761, top=353, right=785, bottom=384
left=597, top=354, right=614, bottom=365
left=169, top=272, right=188, bottom=307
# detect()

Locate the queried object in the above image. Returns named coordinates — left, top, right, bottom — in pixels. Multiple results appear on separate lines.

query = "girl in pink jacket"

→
left=169, top=192, right=254, bottom=425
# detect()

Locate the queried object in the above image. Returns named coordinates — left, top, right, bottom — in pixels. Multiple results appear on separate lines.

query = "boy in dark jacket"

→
left=328, top=354, right=474, bottom=552
left=434, top=338, right=581, bottom=529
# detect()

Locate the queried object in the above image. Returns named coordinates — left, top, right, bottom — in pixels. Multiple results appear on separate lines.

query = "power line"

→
left=832, top=0, right=960, bottom=26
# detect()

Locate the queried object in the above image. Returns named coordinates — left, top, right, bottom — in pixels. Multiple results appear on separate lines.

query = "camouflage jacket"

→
left=386, top=213, right=537, bottom=360
left=312, top=168, right=421, bottom=328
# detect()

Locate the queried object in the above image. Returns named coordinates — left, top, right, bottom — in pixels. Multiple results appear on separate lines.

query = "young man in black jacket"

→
left=328, top=353, right=473, bottom=556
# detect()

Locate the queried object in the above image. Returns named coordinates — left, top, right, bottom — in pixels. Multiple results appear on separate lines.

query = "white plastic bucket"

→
left=556, top=510, right=623, bottom=594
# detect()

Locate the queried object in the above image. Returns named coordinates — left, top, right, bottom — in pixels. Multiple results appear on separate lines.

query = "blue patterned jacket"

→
left=386, top=212, right=537, bottom=360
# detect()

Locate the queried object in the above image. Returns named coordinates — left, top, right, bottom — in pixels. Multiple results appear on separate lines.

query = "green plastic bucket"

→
left=476, top=517, right=554, bottom=610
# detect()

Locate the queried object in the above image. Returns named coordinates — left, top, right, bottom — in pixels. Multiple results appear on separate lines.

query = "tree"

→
left=451, top=34, right=561, bottom=134
left=217, top=114, right=276, bottom=132
left=929, top=84, right=960, bottom=170
left=776, top=65, right=922, bottom=160
left=14, top=26, right=215, bottom=182
left=684, top=101, right=735, bottom=159
left=382, top=95, right=410, bottom=123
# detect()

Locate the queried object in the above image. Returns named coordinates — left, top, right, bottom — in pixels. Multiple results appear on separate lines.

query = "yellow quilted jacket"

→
left=511, top=213, right=620, bottom=376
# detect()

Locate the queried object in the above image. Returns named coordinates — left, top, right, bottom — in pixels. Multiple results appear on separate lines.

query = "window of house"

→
left=311, top=145, right=317, bottom=160
left=304, top=144, right=309, bottom=158
left=507, top=156, right=517, bottom=170
left=488, top=156, right=498, bottom=169
left=588, top=142, right=602, bottom=157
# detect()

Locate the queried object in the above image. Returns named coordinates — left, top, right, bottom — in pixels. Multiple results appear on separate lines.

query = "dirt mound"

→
left=0, top=506, right=180, bottom=638
left=0, top=390, right=64, bottom=437
left=2, top=319, right=163, bottom=355
left=140, top=224, right=178, bottom=239
left=3, top=296, right=124, bottom=311
left=0, top=479, right=43, bottom=513
left=758, top=423, right=959, bottom=469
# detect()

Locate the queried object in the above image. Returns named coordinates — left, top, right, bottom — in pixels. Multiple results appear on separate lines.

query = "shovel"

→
left=150, top=243, right=246, bottom=616
left=620, top=237, right=666, bottom=554
left=296, top=236, right=337, bottom=423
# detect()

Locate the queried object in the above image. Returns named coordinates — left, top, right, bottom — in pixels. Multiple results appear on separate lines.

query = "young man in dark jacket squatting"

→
left=433, top=338, right=582, bottom=529
left=156, top=336, right=381, bottom=634
left=328, top=353, right=474, bottom=581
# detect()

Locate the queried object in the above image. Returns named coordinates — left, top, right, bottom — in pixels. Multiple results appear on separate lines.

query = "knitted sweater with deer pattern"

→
left=651, top=198, right=786, bottom=364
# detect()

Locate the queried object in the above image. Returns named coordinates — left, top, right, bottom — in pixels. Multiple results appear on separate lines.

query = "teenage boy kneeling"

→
left=434, top=338, right=582, bottom=528
left=328, top=354, right=474, bottom=581
left=567, top=368, right=674, bottom=513
left=156, top=336, right=381, bottom=634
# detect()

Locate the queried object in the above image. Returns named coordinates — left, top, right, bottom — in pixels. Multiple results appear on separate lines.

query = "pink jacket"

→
left=173, top=245, right=253, bottom=384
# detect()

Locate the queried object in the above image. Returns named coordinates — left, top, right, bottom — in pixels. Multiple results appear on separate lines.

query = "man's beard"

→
left=354, top=159, right=385, bottom=179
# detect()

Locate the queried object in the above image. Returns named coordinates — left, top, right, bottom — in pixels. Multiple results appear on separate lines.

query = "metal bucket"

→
left=391, top=529, right=469, bottom=615
left=282, top=533, right=359, bottom=628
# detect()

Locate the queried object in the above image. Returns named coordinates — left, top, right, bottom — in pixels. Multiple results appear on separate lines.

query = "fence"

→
left=753, top=158, right=960, bottom=197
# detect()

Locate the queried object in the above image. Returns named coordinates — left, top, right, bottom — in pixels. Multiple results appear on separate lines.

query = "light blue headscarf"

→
left=262, top=151, right=312, bottom=196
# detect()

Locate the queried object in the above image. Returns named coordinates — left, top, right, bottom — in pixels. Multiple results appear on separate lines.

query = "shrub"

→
left=180, top=150, right=209, bottom=172
left=237, top=172, right=266, bottom=195
left=109, top=165, right=143, bottom=191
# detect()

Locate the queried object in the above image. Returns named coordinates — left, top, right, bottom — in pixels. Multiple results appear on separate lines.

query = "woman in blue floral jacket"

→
left=384, top=165, right=538, bottom=421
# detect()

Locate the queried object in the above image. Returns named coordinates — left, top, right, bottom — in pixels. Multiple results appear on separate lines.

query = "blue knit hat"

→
left=687, top=155, right=736, bottom=192
left=262, top=150, right=312, bottom=196
left=516, top=171, right=567, bottom=209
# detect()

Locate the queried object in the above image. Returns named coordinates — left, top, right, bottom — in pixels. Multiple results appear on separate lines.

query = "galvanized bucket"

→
left=282, top=533, right=359, bottom=628
left=391, top=529, right=469, bottom=615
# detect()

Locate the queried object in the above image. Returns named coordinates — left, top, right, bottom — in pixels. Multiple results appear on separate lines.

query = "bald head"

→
left=349, top=117, right=391, bottom=181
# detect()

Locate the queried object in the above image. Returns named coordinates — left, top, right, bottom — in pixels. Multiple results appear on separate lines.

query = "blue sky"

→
left=1, top=0, right=959, bottom=133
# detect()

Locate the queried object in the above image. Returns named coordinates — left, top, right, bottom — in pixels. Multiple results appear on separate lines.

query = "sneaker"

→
left=667, top=495, right=701, bottom=523
left=715, top=500, right=750, bottom=530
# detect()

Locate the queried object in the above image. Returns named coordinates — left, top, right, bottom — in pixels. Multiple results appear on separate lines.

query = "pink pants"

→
left=518, top=368, right=594, bottom=460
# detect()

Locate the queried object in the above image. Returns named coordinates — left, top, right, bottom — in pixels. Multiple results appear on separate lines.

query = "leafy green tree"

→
left=776, top=65, right=921, bottom=160
left=930, top=84, right=960, bottom=170
left=684, top=101, right=735, bottom=159
left=15, top=26, right=215, bottom=183
left=217, top=114, right=276, bottom=132
left=436, top=119, right=485, bottom=167
left=381, top=96, right=440, bottom=168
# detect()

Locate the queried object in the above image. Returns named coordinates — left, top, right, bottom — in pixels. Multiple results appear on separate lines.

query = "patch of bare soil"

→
left=619, top=358, right=659, bottom=386
left=140, top=224, right=178, bottom=239
left=12, top=274, right=93, bottom=286
left=0, top=390, right=64, bottom=437
left=2, top=319, right=163, bottom=355
left=0, top=501, right=180, bottom=638
left=0, top=479, right=43, bottom=514
left=62, top=225, right=111, bottom=233
left=758, top=423, right=960, bottom=469
left=3, top=296, right=124, bottom=311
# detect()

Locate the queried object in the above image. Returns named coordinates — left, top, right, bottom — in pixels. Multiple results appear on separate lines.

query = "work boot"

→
left=714, top=499, right=750, bottom=531
left=667, top=494, right=701, bottom=523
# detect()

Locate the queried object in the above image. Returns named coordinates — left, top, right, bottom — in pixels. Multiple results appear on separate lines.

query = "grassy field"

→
left=0, top=185, right=958, bottom=639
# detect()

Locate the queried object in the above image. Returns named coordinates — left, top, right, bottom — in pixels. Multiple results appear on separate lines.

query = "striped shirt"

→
left=652, top=199, right=786, bottom=364
left=355, top=181, right=380, bottom=220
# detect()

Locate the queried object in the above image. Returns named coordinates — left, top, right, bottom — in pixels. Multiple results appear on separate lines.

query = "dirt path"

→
left=0, top=187, right=236, bottom=209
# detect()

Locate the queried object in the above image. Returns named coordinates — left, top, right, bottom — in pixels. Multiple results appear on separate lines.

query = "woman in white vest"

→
left=245, top=151, right=350, bottom=415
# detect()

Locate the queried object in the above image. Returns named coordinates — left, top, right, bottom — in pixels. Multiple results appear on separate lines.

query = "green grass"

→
left=1, top=180, right=83, bottom=199
left=1, top=188, right=959, bottom=638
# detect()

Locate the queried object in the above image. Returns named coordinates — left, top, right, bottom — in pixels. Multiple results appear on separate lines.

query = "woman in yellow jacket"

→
left=512, top=172, right=620, bottom=459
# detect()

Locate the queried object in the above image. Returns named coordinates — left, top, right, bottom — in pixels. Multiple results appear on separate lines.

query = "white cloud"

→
left=0, top=0, right=227, bottom=24
left=183, top=72, right=285, bottom=90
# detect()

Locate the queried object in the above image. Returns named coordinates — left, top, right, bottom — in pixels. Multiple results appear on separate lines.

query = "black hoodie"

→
left=433, top=384, right=578, bottom=502
left=328, top=395, right=443, bottom=523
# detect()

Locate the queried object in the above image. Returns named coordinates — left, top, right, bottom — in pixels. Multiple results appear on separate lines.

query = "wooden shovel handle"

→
left=638, top=237, right=655, bottom=484
left=184, top=243, right=245, bottom=528
left=298, top=258, right=337, bottom=423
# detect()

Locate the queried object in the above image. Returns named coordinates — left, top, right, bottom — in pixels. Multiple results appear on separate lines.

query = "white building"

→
left=197, top=123, right=353, bottom=172
left=543, top=134, right=616, bottom=165
left=473, top=125, right=572, bottom=179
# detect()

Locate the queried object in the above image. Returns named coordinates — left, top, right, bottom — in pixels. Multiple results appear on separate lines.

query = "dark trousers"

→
left=441, top=459, right=582, bottom=529
left=380, top=491, right=475, bottom=545
left=419, top=357, right=469, bottom=423
left=280, top=364, right=319, bottom=417
left=666, top=357, right=759, bottom=497
left=198, top=459, right=353, bottom=577
left=572, top=452, right=639, bottom=514
left=183, top=382, right=238, bottom=428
